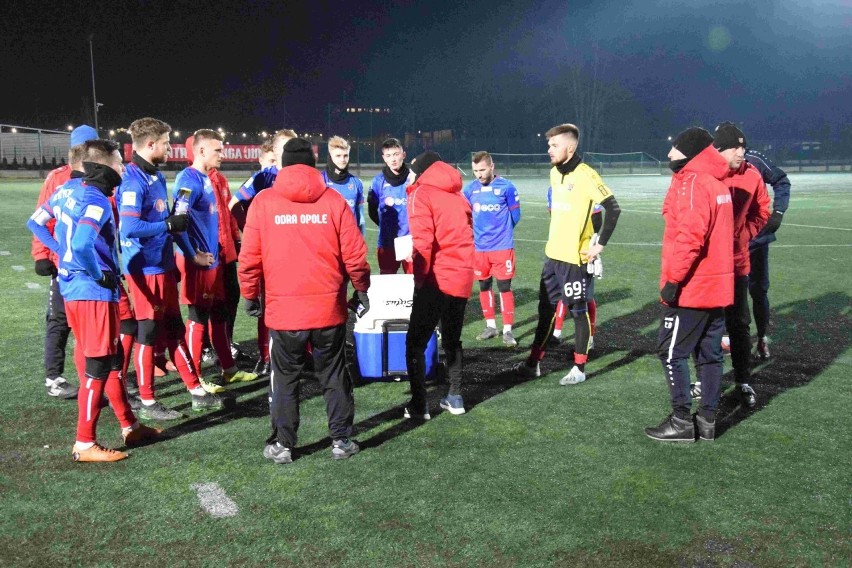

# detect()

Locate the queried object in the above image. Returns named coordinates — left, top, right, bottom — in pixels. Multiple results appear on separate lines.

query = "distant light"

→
left=667, top=136, right=672, bottom=141
left=241, top=133, right=246, bottom=138
left=174, top=131, right=181, bottom=137
left=217, top=127, right=224, bottom=133
left=67, top=125, right=74, bottom=131
left=109, top=129, right=115, bottom=136
left=11, top=128, right=17, bottom=133
left=417, top=130, right=421, bottom=134
left=537, top=133, right=541, bottom=137
left=261, top=131, right=268, bottom=137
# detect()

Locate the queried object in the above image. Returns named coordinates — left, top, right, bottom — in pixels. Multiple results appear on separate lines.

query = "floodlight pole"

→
left=89, top=34, right=99, bottom=132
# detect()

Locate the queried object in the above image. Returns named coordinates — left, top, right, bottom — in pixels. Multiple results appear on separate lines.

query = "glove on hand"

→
left=34, top=259, right=57, bottom=277
left=348, top=290, right=370, bottom=318
left=96, top=271, right=118, bottom=291
left=164, top=214, right=188, bottom=233
left=760, top=211, right=783, bottom=236
left=660, top=282, right=679, bottom=306
left=244, top=298, right=263, bottom=318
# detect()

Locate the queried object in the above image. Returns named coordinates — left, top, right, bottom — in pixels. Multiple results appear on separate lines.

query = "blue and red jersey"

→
left=28, top=178, right=119, bottom=302
left=173, top=167, right=220, bottom=268
left=368, top=173, right=410, bottom=248
left=235, top=165, right=279, bottom=202
left=463, top=176, right=521, bottom=252
left=321, top=170, right=366, bottom=235
left=117, top=157, right=173, bottom=275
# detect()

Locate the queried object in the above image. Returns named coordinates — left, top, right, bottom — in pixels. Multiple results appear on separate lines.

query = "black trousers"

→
left=405, top=285, right=467, bottom=405
left=748, top=244, right=770, bottom=338
left=724, top=275, right=752, bottom=383
left=44, top=276, right=71, bottom=380
left=268, top=325, right=354, bottom=448
left=223, top=261, right=240, bottom=339
left=657, top=306, right=725, bottom=420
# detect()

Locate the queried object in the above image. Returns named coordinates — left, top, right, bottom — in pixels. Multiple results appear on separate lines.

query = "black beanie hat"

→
left=713, top=122, right=747, bottom=151
left=281, top=137, right=316, bottom=168
left=672, top=127, right=714, bottom=161
left=410, top=151, right=442, bottom=175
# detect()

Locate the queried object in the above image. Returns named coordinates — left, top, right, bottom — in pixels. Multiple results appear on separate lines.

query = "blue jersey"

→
left=368, top=173, right=410, bottom=247
left=173, top=167, right=220, bottom=268
left=117, top=161, right=173, bottom=275
left=31, top=179, right=119, bottom=302
left=462, top=176, right=521, bottom=252
left=745, top=149, right=791, bottom=249
left=236, top=165, right=278, bottom=202
left=321, top=170, right=365, bottom=233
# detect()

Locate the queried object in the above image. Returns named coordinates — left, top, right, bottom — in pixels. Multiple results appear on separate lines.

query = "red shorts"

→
left=176, top=255, right=225, bottom=307
left=65, top=300, right=120, bottom=358
left=126, top=271, right=181, bottom=321
left=377, top=246, right=413, bottom=275
left=473, top=249, right=516, bottom=281
left=117, top=281, right=135, bottom=321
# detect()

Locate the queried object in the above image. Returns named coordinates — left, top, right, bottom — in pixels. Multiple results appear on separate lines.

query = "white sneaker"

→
left=559, top=365, right=586, bottom=386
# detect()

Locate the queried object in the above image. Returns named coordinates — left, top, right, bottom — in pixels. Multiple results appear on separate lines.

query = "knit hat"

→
left=410, top=151, right=442, bottom=175
left=70, top=125, right=98, bottom=147
left=713, top=122, right=747, bottom=151
left=672, top=127, right=714, bottom=161
left=281, top=137, right=316, bottom=167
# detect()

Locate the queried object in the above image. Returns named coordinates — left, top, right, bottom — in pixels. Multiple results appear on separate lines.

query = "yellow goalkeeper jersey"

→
left=545, top=162, right=613, bottom=265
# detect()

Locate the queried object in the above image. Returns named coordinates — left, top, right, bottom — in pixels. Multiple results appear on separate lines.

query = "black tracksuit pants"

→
left=657, top=306, right=725, bottom=420
left=44, top=276, right=71, bottom=380
left=406, top=285, right=467, bottom=406
left=268, top=324, right=354, bottom=448
left=724, top=275, right=752, bottom=383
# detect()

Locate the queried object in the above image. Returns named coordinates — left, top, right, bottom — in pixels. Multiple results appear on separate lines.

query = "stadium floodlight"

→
left=261, top=131, right=268, bottom=137
left=667, top=136, right=672, bottom=141
left=67, top=125, right=74, bottom=131
left=109, top=129, right=115, bottom=136
left=242, top=133, right=246, bottom=138
left=11, top=128, right=17, bottom=133
left=174, top=131, right=180, bottom=137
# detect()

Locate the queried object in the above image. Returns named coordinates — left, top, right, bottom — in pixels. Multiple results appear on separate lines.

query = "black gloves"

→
left=660, top=282, right=679, bottom=306
left=34, top=259, right=57, bottom=277
left=164, top=214, right=188, bottom=233
left=348, top=290, right=370, bottom=318
left=96, top=271, right=118, bottom=290
left=760, top=211, right=784, bottom=236
left=234, top=241, right=241, bottom=255
left=244, top=298, right=263, bottom=318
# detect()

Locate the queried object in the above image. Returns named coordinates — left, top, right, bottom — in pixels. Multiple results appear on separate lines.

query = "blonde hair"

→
left=328, top=136, right=350, bottom=151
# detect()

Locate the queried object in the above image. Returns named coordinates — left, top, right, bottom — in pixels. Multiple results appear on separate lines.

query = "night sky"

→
left=3, top=0, right=851, bottom=143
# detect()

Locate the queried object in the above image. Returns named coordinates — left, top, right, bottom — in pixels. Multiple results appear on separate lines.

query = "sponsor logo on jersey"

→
left=384, top=196, right=406, bottom=207
left=717, top=194, right=733, bottom=205
left=474, top=203, right=503, bottom=213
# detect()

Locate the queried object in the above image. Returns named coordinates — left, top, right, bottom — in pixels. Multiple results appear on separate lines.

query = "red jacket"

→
left=406, top=162, right=474, bottom=298
left=31, top=165, right=72, bottom=265
left=660, top=146, right=734, bottom=309
left=238, top=164, right=370, bottom=331
left=185, top=136, right=241, bottom=264
left=723, top=162, right=770, bottom=276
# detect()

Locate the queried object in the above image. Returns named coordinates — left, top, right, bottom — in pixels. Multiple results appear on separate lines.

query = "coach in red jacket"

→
left=713, top=123, right=770, bottom=408
left=238, top=138, right=370, bottom=464
left=645, top=127, right=734, bottom=443
left=404, top=151, right=474, bottom=418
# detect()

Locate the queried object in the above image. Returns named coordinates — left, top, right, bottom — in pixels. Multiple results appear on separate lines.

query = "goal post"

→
left=582, top=152, right=663, bottom=175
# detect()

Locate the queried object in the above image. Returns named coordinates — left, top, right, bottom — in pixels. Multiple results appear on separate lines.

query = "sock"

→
left=210, top=318, right=235, bottom=369
left=554, top=301, right=566, bottom=334
left=185, top=320, right=206, bottom=379
left=76, top=377, right=106, bottom=444
left=588, top=299, right=597, bottom=336
left=104, top=370, right=135, bottom=429
left=573, top=353, right=588, bottom=373
left=485, top=318, right=497, bottom=329
left=119, top=332, right=135, bottom=383
left=479, top=291, right=496, bottom=321
left=190, top=386, right=206, bottom=396
left=167, top=337, right=202, bottom=391
left=499, top=291, right=515, bottom=326
left=74, top=441, right=95, bottom=450
left=503, top=324, right=512, bottom=334
left=136, top=344, right=155, bottom=401
left=142, top=399, right=157, bottom=406
left=121, top=421, right=141, bottom=435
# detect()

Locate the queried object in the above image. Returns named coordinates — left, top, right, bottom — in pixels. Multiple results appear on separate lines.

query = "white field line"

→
left=0, top=251, right=10, bottom=256
left=784, top=223, right=852, bottom=232
left=516, top=238, right=852, bottom=248
left=25, top=282, right=41, bottom=289
left=11, top=266, right=24, bottom=271
left=190, top=482, right=239, bottom=518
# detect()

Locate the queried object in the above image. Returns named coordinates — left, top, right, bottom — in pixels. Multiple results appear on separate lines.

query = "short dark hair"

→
left=381, top=138, right=403, bottom=151
left=193, top=129, right=224, bottom=146
left=83, top=139, right=120, bottom=164
left=545, top=123, right=580, bottom=141
left=472, top=151, right=492, bottom=164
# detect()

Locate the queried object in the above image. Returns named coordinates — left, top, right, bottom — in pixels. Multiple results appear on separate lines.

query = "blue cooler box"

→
left=354, top=319, right=438, bottom=381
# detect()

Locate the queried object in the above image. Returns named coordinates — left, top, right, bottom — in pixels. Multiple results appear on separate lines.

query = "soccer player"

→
left=644, top=127, right=733, bottom=443
left=745, top=148, right=790, bottom=360
left=239, top=138, right=370, bottom=464
left=174, top=130, right=257, bottom=386
left=404, top=151, right=474, bottom=417
left=463, top=151, right=521, bottom=347
left=512, top=124, right=620, bottom=386
left=322, top=136, right=366, bottom=236
left=258, top=138, right=277, bottom=169
left=28, top=139, right=161, bottom=461
left=708, top=123, right=770, bottom=408
left=118, top=117, right=222, bottom=421
left=31, top=125, right=98, bottom=399
left=368, top=138, right=412, bottom=274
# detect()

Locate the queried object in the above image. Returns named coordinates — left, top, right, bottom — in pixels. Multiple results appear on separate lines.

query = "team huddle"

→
left=27, top=117, right=789, bottom=463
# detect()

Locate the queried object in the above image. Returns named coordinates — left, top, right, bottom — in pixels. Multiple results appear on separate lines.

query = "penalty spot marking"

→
left=11, top=266, right=24, bottom=272
left=191, top=482, right=239, bottom=518
left=25, top=282, right=41, bottom=289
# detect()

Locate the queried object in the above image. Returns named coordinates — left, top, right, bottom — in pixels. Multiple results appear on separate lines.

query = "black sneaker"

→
left=403, top=400, right=431, bottom=420
left=139, top=401, right=184, bottom=421
left=732, top=384, right=757, bottom=408
left=331, top=438, right=360, bottom=460
left=252, top=358, right=271, bottom=377
left=644, top=414, right=695, bottom=442
left=694, top=414, right=715, bottom=441
left=45, top=377, right=78, bottom=399
left=191, top=392, right=224, bottom=412
left=231, top=342, right=250, bottom=362
left=263, top=442, right=293, bottom=464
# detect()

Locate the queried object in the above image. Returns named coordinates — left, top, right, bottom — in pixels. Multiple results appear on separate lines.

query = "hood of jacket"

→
left=406, top=161, right=462, bottom=196
left=682, top=145, right=730, bottom=180
left=271, top=164, right=327, bottom=203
